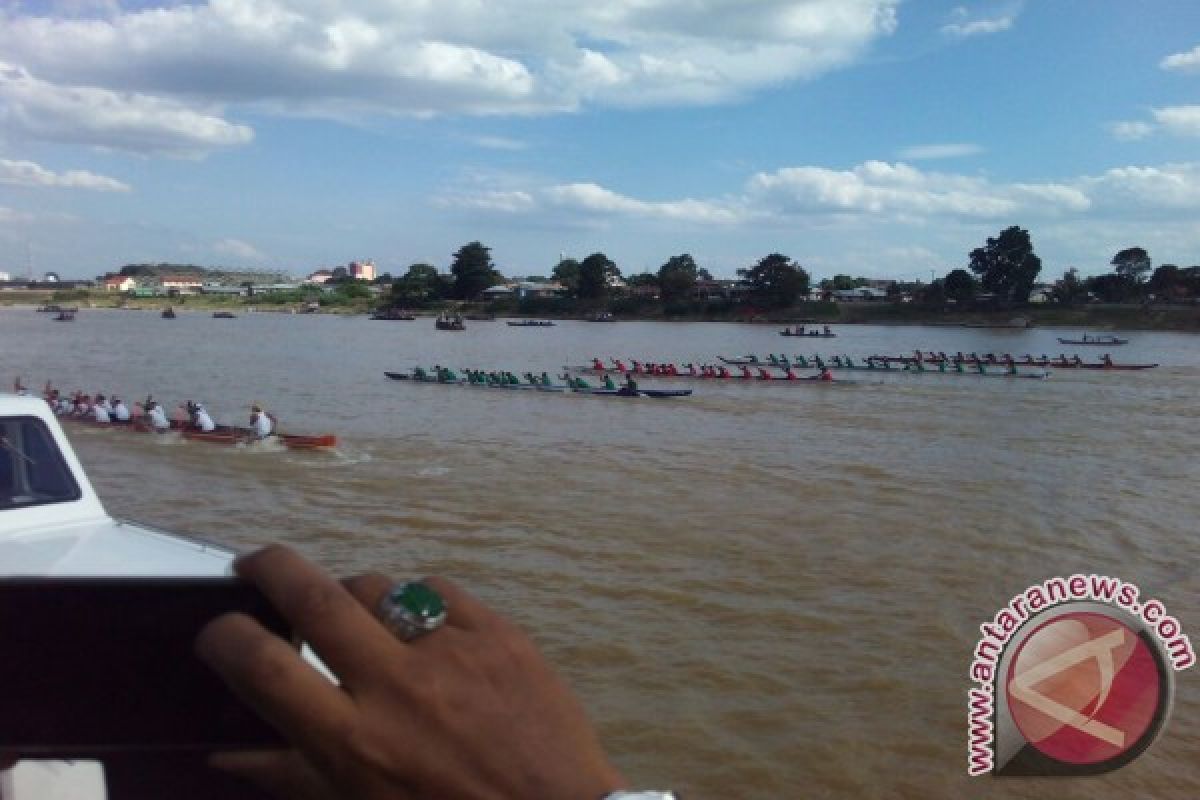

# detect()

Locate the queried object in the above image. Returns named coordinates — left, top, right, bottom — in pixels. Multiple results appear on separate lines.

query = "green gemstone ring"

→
left=379, top=581, right=449, bottom=642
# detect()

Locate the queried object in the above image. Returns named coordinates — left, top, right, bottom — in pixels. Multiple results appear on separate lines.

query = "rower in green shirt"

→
left=603, top=374, right=617, bottom=390
left=414, top=366, right=428, bottom=381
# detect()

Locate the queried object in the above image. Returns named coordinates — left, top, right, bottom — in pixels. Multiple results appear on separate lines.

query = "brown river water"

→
left=5, top=306, right=1198, bottom=798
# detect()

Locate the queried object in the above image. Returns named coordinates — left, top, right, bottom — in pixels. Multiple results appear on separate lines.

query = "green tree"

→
left=450, top=241, right=499, bottom=300
left=967, top=226, right=1042, bottom=304
left=920, top=278, right=946, bottom=307
left=737, top=253, right=809, bottom=309
left=657, top=254, right=700, bottom=303
left=1052, top=267, right=1088, bottom=306
left=1086, top=273, right=1137, bottom=303
left=551, top=258, right=581, bottom=293
left=1112, top=247, right=1151, bottom=283
left=1148, top=264, right=1181, bottom=299
left=577, top=253, right=615, bottom=301
left=336, top=281, right=370, bottom=300
left=391, top=263, right=443, bottom=307
left=943, top=268, right=977, bottom=304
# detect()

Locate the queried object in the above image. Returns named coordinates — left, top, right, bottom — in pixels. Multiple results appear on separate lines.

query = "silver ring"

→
left=378, top=581, right=448, bottom=642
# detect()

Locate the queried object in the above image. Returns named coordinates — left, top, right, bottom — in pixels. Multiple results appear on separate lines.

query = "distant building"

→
left=201, top=285, right=247, bottom=297
left=43, top=272, right=60, bottom=283
left=103, top=275, right=138, bottom=292
left=159, top=274, right=203, bottom=293
left=305, top=269, right=333, bottom=285
left=692, top=279, right=751, bottom=301
left=349, top=260, right=376, bottom=281
left=0, top=271, right=9, bottom=282
left=514, top=281, right=565, bottom=299
left=833, top=287, right=888, bottom=302
left=1028, top=287, right=1054, bottom=304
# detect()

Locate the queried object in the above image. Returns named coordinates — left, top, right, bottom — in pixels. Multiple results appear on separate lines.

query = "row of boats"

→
left=385, top=368, right=692, bottom=398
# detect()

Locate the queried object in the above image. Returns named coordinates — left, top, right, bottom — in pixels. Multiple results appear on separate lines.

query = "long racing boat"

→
left=61, top=415, right=337, bottom=449
left=384, top=371, right=692, bottom=398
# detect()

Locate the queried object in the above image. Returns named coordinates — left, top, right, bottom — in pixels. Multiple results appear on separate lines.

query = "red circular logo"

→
left=1006, top=612, right=1162, bottom=765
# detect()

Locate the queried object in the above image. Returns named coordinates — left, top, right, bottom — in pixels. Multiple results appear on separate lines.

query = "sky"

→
left=0, top=0, right=1198, bottom=282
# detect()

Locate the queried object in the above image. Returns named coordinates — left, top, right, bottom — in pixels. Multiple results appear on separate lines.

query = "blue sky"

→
left=1, top=0, right=1198, bottom=282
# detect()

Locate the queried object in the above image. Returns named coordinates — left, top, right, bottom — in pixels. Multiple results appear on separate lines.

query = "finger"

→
left=234, top=545, right=407, bottom=683
left=196, top=612, right=357, bottom=756
left=209, top=749, right=347, bottom=800
left=343, top=573, right=477, bottom=633
left=422, top=576, right=497, bottom=631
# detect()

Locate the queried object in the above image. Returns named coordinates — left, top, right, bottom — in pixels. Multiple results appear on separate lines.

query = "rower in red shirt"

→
left=783, top=366, right=797, bottom=380
left=740, top=365, right=753, bottom=379
left=819, top=367, right=834, bottom=382
left=717, top=366, right=730, bottom=379
left=591, top=357, right=605, bottom=371
left=757, top=368, right=772, bottom=380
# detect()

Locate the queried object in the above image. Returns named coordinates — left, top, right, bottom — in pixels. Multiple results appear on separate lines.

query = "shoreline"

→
left=5, top=292, right=1199, bottom=331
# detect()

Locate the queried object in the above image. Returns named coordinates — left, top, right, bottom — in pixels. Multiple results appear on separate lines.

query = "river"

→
left=6, top=306, right=1198, bottom=798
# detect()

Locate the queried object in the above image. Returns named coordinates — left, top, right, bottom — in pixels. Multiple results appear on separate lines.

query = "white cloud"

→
left=1153, top=105, right=1200, bottom=137
left=1081, top=163, right=1200, bottom=212
left=0, top=206, right=35, bottom=225
left=0, top=158, right=129, bottom=191
left=466, top=135, right=528, bottom=151
left=1109, top=120, right=1154, bottom=141
left=1160, top=44, right=1200, bottom=73
left=436, top=190, right=537, bottom=213
left=746, top=160, right=1088, bottom=218
left=0, top=62, right=253, bottom=157
left=897, top=143, right=982, bottom=160
left=214, top=238, right=266, bottom=261
left=0, top=0, right=900, bottom=121
left=544, top=183, right=745, bottom=224
left=940, top=6, right=1016, bottom=38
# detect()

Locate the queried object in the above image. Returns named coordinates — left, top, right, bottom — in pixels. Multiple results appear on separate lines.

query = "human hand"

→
left=195, top=545, right=626, bottom=800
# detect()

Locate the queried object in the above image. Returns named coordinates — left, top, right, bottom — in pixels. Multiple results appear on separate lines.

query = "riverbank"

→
left=5, top=289, right=1198, bottom=330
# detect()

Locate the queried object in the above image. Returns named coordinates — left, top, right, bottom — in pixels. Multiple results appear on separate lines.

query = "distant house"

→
left=43, top=272, right=60, bottom=283
left=304, top=270, right=334, bottom=285
left=201, top=284, right=247, bottom=297
left=482, top=285, right=515, bottom=298
left=514, top=281, right=565, bottom=299
left=159, top=274, right=203, bottom=293
left=349, top=261, right=376, bottom=281
left=0, top=272, right=9, bottom=282
left=628, top=284, right=661, bottom=299
left=103, top=275, right=138, bottom=292
left=833, top=287, right=888, bottom=302
left=1028, top=287, right=1054, bottom=304
left=691, top=279, right=751, bottom=301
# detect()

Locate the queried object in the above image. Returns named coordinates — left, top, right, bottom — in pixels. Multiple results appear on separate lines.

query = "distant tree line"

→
left=915, top=231, right=1200, bottom=310
left=384, top=241, right=812, bottom=315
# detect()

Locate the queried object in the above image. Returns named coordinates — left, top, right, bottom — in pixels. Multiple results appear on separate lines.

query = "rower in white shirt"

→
left=111, top=396, right=131, bottom=423
left=250, top=404, right=274, bottom=440
left=145, top=401, right=171, bottom=432
left=191, top=402, right=216, bottom=433
left=92, top=394, right=112, bottom=423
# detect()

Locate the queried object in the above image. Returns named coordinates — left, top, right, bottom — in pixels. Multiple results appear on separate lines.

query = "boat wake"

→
left=285, top=447, right=373, bottom=467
